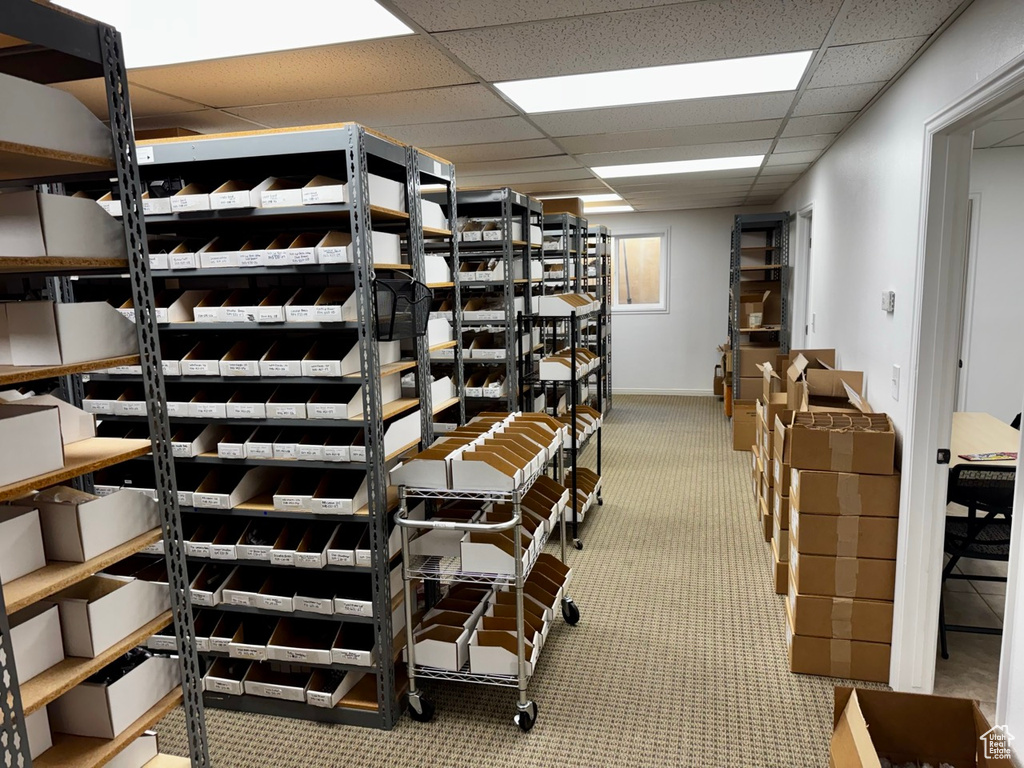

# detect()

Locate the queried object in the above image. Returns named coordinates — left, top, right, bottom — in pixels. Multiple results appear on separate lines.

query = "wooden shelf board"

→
left=0, top=356, right=140, bottom=386
left=343, top=359, right=417, bottom=379
left=372, top=262, right=412, bottom=271
left=34, top=689, right=183, bottom=768
left=350, top=397, right=419, bottom=422
left=738, top=264, right=784, bottom=271
left=428, top=340, right=457, bottom=352
left=3, top=529, right=162, bottom=613
left=0, top=437, right=152, bottom=503
left=427, top=282, right=455, bottom=289
left=740, top=246, right=777, bottom=252
left=0, top=140, right=113, bottom=183
left=739, top=326, right=781, bottom=332
left=22, top=612, right=173, bottom=714
left=422, top=227, right=452, bottom=237
left=370, top=205, right=409, bottom=223
left=385, top=438, right=421, bottom=463
left=432, top=396, right=460, bottom=415
left=145, top=757, right=191, bottom=768
left=0, top=256, right=127, bottom=275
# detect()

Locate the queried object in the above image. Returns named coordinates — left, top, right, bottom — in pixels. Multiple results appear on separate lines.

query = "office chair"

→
left=1012, top=412, right=1021, bottom=430
left=938, top=464, right=1016, bottom=659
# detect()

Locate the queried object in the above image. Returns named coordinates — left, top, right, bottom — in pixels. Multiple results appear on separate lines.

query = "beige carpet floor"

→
left=158, top=395, right=869, bottom=766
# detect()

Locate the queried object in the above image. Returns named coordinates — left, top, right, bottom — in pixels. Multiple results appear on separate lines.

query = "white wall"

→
left=774, top=0, right=1024, bottom=737
left=963, top=148, right=1024, bottom=423
left=587, top=206, right=765, bottom=395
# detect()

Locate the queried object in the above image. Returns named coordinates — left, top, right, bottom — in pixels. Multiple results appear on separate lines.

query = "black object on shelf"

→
left=374, top=275, right=432, bottom=340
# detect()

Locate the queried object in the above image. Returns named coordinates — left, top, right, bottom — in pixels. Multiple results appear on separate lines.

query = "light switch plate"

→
left=891, top=364, right=901, bottom=401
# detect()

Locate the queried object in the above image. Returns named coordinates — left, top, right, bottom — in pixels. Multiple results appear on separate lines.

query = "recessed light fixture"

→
left=585, top=205, right=634, bottom=214
left=593, top=155, right=765, bottom=179
left=53, top=0, right=412, bottom=69
left=495, top=51, right=813, bottom=114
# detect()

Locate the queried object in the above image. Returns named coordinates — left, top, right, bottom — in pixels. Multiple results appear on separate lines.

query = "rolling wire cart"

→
left=518, top=310, right=604, bottom=549
left=395, top=452, right=580, bottom=732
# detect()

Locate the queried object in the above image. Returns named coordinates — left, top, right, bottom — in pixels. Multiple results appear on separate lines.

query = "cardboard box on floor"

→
left=786, top=410, right=896, bottom=476
left=732, top=401, right=757, bottom=451
left=771, top=537, right=787, bottom=594
left=737, top=344, right=780, bottom=377
left=791, top=506, right=899, bottom=560
left=831, top=687, right=1013, bottom=767
left=785, top=600, right=890, bottom=684
left=789, top=575, right=893, bottom=644
left=785, top=354, right=864, bottom=412
left=791, top=469, right=901, bottom=518
left=789, top=535, right=896, bottom=601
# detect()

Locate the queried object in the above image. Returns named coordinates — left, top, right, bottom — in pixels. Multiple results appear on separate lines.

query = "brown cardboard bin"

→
left=791, top=469, right=900, bottom=518
left=788, top=412, right=896, bottom=476
left=831, top=687, right=1013, bottom=767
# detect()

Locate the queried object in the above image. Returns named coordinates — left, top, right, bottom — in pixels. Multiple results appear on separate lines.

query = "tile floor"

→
left=933, top=558, right=1007, bottom=721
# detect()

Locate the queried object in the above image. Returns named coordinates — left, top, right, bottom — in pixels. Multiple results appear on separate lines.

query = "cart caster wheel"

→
left=515, top=702, right=538, bottom=732
left=597, top=496, right=604, bottom=506
left=573, top=539, right=584, bottom=550
left=561, top=598, right=580, bottom=625
left=408, top=694, right=435, bottom=722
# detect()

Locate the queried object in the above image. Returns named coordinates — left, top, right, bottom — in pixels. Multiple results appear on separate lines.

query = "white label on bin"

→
left=211, top=545, right=235, bottom=559
left=219, top=446, right=244, bottom=459
left=275, top=407, right=298, bottom=417
left=308, top=363, right=335, bottom=375
left=224, top=362, right=255, bottom=374
left=195, top=404, right=220, bottom=416
left=324, top=446, right=348, bottom=462
left=232, top=405, right=257, bottom=416
left=339, top=601, right=370, bottom=616
left=262, top=686, right=283, bottom=698
left=186, top=362, right=213, bottom=374
left=120, top=402, right=146, bottom=414
left=208, top=679, right=235, bottom=694
left=238, top=252, right=263, bottom=267
left=261, top=594, right=287, bottom=606
left=230, top=594, right=253, bottom=606
left=248, top=445, right=273, bottom=458
left=233, top=646, right=262, bottom=659
left=275, top=495, right=303, bottom=508
left=194, top=495, right=224, bottom=508
left=204, top=254, right=233, bottom=267
left=265, top=362, right=294, bottom=374
left=317, top=498, right=344, bottom=510
left=284, top=650, right=311, bottom=662
left=314, top=306, right=341, bottom=320
left=311, top=404, right=339, bottom=417
left=223, top=308, right=257, bottom=323
left=138, top=146, right=155, bottom=164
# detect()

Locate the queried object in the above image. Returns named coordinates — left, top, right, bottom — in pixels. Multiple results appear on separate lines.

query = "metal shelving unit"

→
left=73, top=126, right=455, bottom=729
left=425, top=188, right=544, bottom=414
left=729, top=213, right=791, bottom=398
left=587, top=225, right=613, bottom=413
left=519, top=312, right=604, bottom=548
left=541, top=213, right=587, bottom=294
left=0, top=3, right=208, bottom=765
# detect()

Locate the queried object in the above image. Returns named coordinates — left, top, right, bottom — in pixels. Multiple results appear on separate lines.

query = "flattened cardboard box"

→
left=791, top=507, right=899, bottom=560
left=789, top=539, right=896, bottom=601
left=785, top=600, right=889, bottom=684
left=791, top=469, right=900, bottom=518
left=830, top=687, right=1013, bottom=767
left=788, top=577, right=893, bottom=644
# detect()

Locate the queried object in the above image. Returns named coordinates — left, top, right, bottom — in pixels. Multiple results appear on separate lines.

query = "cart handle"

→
left=394, top=507, right=520, bottom=533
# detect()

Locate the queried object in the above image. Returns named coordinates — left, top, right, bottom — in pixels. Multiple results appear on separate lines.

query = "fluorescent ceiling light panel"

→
left=496, top=51, right=813, bottom=114
left=593, top=155, right=764, bottom=179
left=585, top=205, right=634, bottom=213
left=53, top=0, right=412, bottom=68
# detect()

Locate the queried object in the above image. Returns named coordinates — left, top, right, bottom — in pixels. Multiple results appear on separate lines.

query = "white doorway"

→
left=895, top=53, right=1024, bottom=732
left=793, top=206, right=814, bottom=347
left=953, top=194, right=980, bottom=413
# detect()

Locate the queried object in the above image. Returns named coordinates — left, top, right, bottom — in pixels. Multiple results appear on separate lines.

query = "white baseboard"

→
left=613, top=388, right=715, bottom=396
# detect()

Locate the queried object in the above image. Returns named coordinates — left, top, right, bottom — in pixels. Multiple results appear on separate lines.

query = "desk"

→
left=950, top=412, right=1020, bottom=468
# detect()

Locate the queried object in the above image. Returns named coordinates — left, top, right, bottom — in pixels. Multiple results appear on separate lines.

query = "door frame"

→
left=954, top=193, right=981, bottom=411
left=792, top=205, right=814, bottom=348
left=892, top=51, right=1024, bottom=713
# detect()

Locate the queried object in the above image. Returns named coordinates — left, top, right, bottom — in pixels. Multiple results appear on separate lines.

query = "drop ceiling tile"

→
left=974, top=120, right=1024, bottom=148
left=534, top=93, right=795, bottom=137
left=459, top=168, right=596, bottom=187
left=53, top=79, right=205, bottom=118
left=558, top=120, right=782, bottom=154
left=515, top=180, right=611, bottom=194
left=773, top=134, right=837, bottom=153
left=130, top=38, right=474, bottom=107
left=766, top=149, right=823, bottom=165
left=458, top=156, right=581, bottom=176
left=792, top=82, right=885, bottom=116
left=424, top=139, right=564, bottom=163
left=388, top=0, right=690, bottom=31
left=434, top=0, right=842, bottom=81
left=754, top=172, right=802, bottom=185
left=782, top=113, right=857, bottom=137
left=132, top=110, right=268, bottom=135
left=577, top=140, right=773, bottom=168
left=225, top=85, right=515, bottom=129
left=379, top=117, right=544, bottom=147
left=831, top=0, right=965, bottom=46
left=759, top=163, right=811, bottom=176
left=809, top=37, right=927, bottom=88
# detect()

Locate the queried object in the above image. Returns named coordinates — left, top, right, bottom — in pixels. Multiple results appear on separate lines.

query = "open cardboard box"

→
left=227, top=617, right=276, bottom=661
left=257, top=573, right=298, bottom=613
left=0, top=190, right=125, bottom=262
left=830, top=687, right=1012, bottom=766
left=189, top=564, right=236, bottom=608
left=210, top=180, right=261, bottom=210
left=306, top=669, right=367, bottom=708
left=235, top=520, right=284, bottom=562
left=9, top=603, right=64, bottom=682
left=226, top=388, right=273, bottom=420
left=259, top=178, right=303, bottom=208
left=221, top=569, right=265, bottom=607
left=284, top=286, right=357, bottom=323
left=469, top=626, right=539, bottom=677
left=786, top=410, right=896, bottom=476
left=301, top=173, right=405, bottom=211
left=49, top=654, right=180, bottom=739
left=243, top=664, right=309, bottom=702
left=414, top=624, right=470, bottom=671
left=5, top=300, right=137, bottom=366
left=51, top=574, right=170, bottom=657
left=265, top=233, right=319, bottom=267
left=204, top=658, right=249, bottom=696
left=34, top=486, right=159, bottom=562
left=332, top=625, right=376, bottom=667
left=0, top=505, right=46, bottom=584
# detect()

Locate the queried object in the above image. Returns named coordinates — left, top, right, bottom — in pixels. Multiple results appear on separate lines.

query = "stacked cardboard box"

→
left=778, top=407, right=900, bottom=684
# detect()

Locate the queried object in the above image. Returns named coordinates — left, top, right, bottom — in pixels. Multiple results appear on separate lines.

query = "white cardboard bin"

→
left=0, top=506, right=46, bottom=584
left=9, top=603, right=63, bottom=682
left=34, top=487, right=158, bottom=562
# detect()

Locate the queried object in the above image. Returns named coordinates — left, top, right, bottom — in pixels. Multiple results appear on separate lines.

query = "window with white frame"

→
left=610, top=230, right=669, bottom=312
